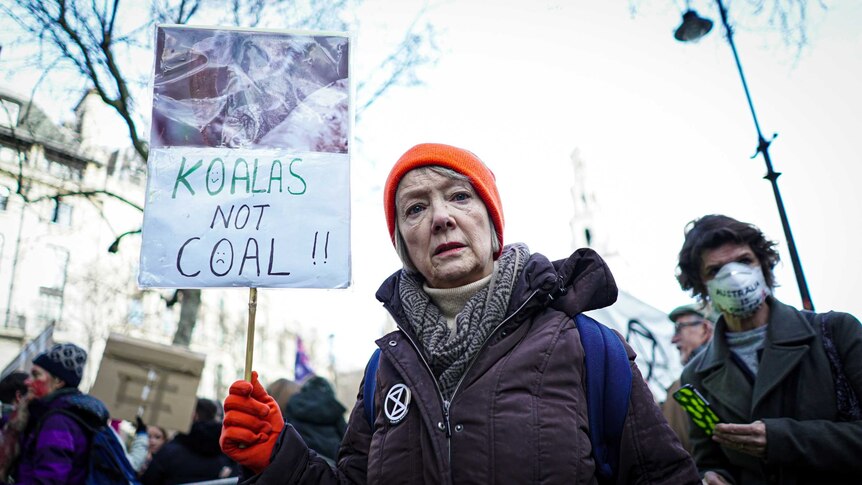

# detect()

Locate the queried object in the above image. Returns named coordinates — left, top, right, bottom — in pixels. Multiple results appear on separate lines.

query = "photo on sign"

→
left=150, top=25, right=349, bottom=152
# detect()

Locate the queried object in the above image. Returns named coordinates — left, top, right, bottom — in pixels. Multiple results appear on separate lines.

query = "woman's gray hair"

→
left=393, top=166, right=500, bottom=271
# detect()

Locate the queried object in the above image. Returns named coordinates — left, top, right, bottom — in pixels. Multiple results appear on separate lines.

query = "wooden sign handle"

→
left=244, top=288, right=258, bottom=381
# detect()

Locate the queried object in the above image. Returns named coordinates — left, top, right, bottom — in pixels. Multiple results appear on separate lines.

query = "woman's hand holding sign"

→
left=220, top=371, right=284, bottom=474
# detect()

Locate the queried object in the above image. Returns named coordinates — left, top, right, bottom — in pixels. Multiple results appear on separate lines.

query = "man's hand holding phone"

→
left=673, top=384, right=767, bottom=458
left=712, top=421, right=767, bottom=458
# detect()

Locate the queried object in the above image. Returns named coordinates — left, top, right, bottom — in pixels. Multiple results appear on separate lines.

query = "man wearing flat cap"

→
left=661, top=304, right=714, bottom=452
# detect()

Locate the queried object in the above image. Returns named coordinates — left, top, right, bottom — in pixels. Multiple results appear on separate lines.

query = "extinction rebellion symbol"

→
left=384, top=383, right=411, bottom=424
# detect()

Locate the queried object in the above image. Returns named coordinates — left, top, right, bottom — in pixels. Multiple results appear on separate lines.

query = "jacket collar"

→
left=696, top=297, right=815, bottom=373
left=694, top=297, right=816, bottom=418
left=376, top=246, right=617, bottom=323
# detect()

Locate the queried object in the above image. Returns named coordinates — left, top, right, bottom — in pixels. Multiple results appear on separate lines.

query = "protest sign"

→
left=89, top=333, right=206, bottom=432
left=0, top=323, right=54, bottom=380
left=139, top=25, right=351, bottom=289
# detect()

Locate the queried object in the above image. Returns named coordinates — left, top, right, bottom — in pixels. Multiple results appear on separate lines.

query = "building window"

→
left=128, top=298, right=144, bottom=327
left=48, top=159, right=84, bottom=182
left=0, top=100, right=20, bottom=128
left=0, top=145, right=19, bottom=163
left=216, top=363, right=226, bottom=401
left=52, top=199, right=73, bottom=226
left=39, top=154, right=84, bottom=183
left=0, top=186, right=9, bottom=211
left=36, top=246, right=69, bottom=327
left=37, top=286, right=64, bottom=327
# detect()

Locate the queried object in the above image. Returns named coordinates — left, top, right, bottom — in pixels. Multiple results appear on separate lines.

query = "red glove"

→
left=220, top=371, right=284, bottom=474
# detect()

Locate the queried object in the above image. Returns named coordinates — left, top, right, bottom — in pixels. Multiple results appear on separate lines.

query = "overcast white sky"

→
left=2, top=1, right=860, bottom=372
left=342, top=0, right=862, bottom=368
left=358, top=0, right=862, bottom=314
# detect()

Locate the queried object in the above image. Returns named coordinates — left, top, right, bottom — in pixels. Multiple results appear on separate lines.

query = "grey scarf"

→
left=399, top=243, right=530, bottom=400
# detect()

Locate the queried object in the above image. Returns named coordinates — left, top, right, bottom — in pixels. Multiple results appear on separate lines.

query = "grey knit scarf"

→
left=399, top=243, right=530, bottom=400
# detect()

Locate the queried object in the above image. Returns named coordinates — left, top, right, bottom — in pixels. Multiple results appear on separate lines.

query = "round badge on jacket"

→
left=384, top=383, right=411, bottom=424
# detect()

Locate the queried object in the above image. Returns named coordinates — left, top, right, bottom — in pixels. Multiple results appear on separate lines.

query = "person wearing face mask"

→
left=676, top=214, right=862, bottom=485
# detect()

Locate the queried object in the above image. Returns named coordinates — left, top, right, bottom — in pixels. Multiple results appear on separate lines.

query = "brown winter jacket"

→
left=249, top=248, right=699, bottom=484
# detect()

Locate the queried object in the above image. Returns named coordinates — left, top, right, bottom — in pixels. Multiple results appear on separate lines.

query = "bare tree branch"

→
left=3, top=0, right=440, bottom=347
left=29, top=189, right=144, bottom=211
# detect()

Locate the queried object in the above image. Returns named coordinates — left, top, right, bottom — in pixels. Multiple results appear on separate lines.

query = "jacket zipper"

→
left=393, top=324, right=454, bottom=481
left=396, top=288, right=540, bottom=481
left=448, top=288, right=540, bottom=405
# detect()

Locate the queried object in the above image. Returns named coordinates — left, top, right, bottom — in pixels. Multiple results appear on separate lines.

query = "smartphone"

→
left=672, top=384, right=720, bottom=435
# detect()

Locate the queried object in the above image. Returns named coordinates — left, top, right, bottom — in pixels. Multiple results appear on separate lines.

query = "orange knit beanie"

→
left=384, top=143, right=505, bottom=259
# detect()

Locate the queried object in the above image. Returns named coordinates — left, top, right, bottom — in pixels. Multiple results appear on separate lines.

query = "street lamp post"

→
left=674, top=0, right=814, bottom=311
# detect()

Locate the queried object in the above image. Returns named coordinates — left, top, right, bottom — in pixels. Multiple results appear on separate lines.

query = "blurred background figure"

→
left=141, top=397, right=238, bottom=484
left=283, top=376, right=347, bottom=465
left=109, top=416, right=149, bottom=473
left=147, top=425, right=168, bottom=460
left=137, top=423, right=168, bottom=477
left=0, top=372, right=29, bottom=480
left=0, top=372, right=28, bottom=425
left=266, top=378, right=302, bottom=414
left=660, top=304, right=715, bottom=452
left=6, top=343, right=104, bottom=484
left=669, top=305, right=715, bottom=366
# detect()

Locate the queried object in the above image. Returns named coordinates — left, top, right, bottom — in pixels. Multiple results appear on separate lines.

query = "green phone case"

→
left=672, top=384, right=720, bottom=435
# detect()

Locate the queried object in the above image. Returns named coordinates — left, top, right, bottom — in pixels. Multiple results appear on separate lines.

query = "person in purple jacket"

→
left=4, top=342, right=107, bottom=485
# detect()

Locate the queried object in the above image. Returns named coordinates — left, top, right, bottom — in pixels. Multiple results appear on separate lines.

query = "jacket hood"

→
left=545, top=247, right=618, bottom=314
left=285, top=377, right=346, bottom=424
left=693, top=297, right=814, bottom=375
left=376, top=245, right=618, bottom=323
left=174, top=420, right=224, bottom=456
left=26, top=388, right=109, bottom=433
left=63, top=392, right=110, bottom=425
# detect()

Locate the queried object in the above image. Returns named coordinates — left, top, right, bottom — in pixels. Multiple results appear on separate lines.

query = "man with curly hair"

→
left=676, top=214, right=862, bottom=485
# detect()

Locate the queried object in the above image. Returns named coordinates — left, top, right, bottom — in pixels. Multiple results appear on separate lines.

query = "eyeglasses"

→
left=673, top=320, right=704, bottom=334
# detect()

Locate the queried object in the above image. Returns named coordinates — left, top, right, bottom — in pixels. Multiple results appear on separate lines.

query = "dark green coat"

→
left=681, top=298, right=862, bottom=484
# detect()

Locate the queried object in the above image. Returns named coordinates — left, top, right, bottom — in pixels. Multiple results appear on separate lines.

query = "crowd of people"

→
left=0, top=342, right=345, bottom=485
left=1, top=142, right=860, bottom=484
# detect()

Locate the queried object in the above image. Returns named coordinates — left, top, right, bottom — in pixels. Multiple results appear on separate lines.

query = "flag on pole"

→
left=294, top=337, right=315, bottom=382
left=1, top=323, right=55, bottom=380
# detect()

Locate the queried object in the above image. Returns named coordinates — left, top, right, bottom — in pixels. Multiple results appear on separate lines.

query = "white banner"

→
left=139, top=148, right=350, bottom=288
left=139, top=25, right=352, bottom=289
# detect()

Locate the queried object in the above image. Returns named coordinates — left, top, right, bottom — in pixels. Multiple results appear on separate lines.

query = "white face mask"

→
left=706, top=261, right=770, bottom=317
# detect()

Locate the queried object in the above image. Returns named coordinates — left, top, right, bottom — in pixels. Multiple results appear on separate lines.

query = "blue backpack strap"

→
left=363, top=348, right=382, bottom=429
left=576, top=313, right=632, bottom=484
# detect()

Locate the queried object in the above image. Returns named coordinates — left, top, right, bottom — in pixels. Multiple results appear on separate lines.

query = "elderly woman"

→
left=220, top=143, right=698, bottom=484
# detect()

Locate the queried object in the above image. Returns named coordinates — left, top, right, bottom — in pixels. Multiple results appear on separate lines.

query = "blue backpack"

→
left=36, top=407, right=141, bottom=485
left=363, top=313, right=632, bottom=484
